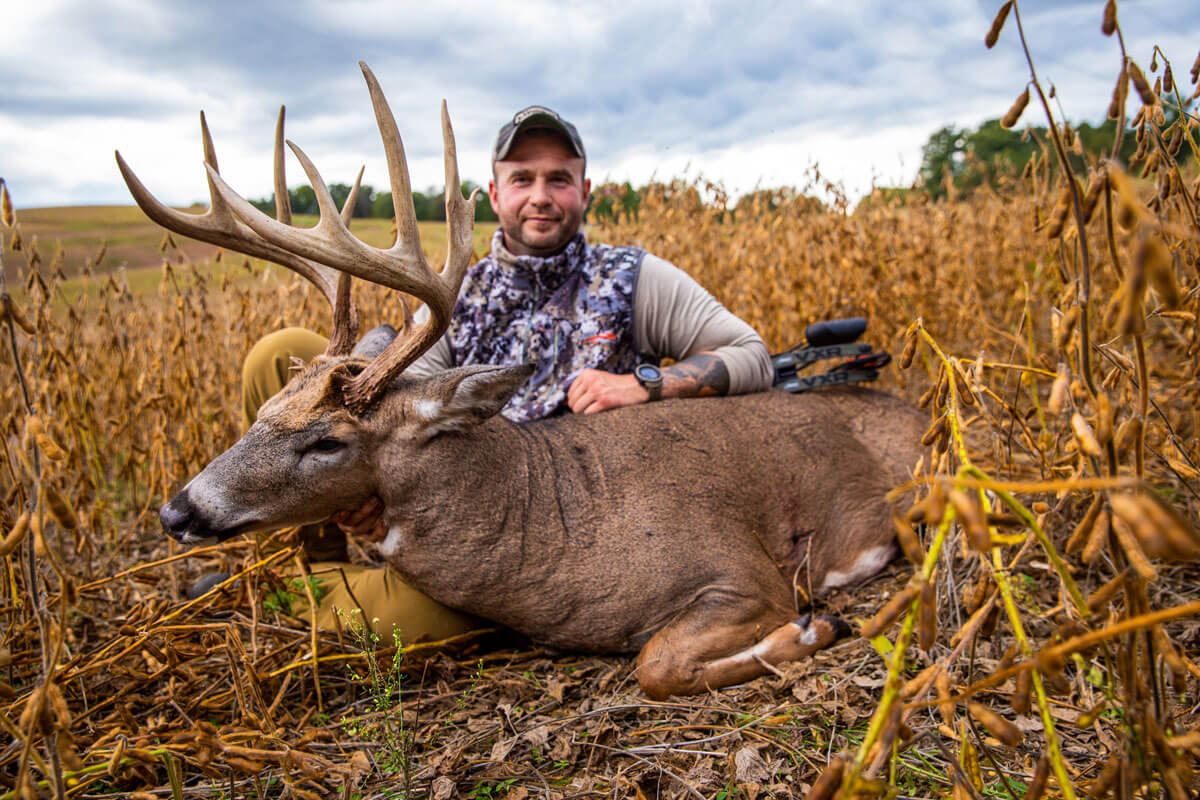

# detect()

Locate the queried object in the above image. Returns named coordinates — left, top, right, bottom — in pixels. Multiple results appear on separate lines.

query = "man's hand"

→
left=331, top=495, right=387, bottom=543
left=567, top=369, right=649, bottom=414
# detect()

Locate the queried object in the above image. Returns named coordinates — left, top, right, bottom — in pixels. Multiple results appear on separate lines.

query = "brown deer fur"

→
left=161, top=354, right=925, bottom=698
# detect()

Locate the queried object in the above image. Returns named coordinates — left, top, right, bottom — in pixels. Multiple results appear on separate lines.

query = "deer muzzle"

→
left=159, top=488, right=252, bottom=545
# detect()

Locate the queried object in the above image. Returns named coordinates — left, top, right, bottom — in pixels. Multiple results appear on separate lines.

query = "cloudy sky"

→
left=1, top=0, right=1195, bottom=208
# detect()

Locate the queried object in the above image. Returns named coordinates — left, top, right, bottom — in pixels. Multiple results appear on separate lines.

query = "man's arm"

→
left=567, top=255, right=771, bottom=414
left=661, top=352, right=730, bottom=396
left=634, top=254, right=772, bottom=391
left=567, top=353, right=729, bottom=413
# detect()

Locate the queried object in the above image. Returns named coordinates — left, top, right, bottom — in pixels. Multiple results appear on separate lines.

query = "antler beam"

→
left=116, top=109, right=360, bottom=340
left=117, top=62, right=478, bottom=407
left=203, top=62, right=478, bottom=411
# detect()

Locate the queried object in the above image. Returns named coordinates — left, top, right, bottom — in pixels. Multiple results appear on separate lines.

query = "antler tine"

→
left=325, top=165, right=365, bottom=356
left=339, top=84, right=478, bottom=412
left=207, top=140, right=447, bottom=305
left=271, top=104, right=357, bottom=356
left=273, top=106, right=291, bottom=226
left=199, top=111, right=225, bottom=213
left=115, top=112, right=341, bottom=308
left=358, top=62, right=422, bottom=264
left=439, top=99, right=481, bottom=295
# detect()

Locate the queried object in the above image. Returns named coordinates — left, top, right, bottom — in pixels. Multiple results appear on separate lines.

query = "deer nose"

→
left=159, top=495, right=195, bottom=537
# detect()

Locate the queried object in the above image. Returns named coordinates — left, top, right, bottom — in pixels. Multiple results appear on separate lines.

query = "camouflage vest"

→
left=447, top=231, right=645, bottom=422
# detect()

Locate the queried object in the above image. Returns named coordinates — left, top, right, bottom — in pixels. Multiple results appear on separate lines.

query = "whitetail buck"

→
left=118, top=63, right=926, bottom=699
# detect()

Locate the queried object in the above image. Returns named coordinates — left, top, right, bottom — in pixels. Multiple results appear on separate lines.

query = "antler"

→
left=115, top=107, right=363, bottom=355
left=199, top=61, right=479, bottom=412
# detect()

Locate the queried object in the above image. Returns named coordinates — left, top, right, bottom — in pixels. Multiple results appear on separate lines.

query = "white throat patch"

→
left=379, top=525, right=405, bottom=559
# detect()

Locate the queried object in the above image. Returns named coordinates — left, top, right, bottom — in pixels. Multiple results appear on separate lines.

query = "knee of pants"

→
left=241, top=327, right=328, bottom=429
left=305, top=562, right=483, bottom=648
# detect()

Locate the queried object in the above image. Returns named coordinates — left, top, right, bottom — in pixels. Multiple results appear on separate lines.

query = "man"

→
left=236, top=106, right=773, bottom=644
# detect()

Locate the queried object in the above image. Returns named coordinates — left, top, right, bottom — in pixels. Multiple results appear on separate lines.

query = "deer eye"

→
left=308, top=438, right=345, bottom=453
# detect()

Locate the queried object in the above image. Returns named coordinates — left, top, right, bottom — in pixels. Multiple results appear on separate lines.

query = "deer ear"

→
left=418, top=364, right=534, bottom=437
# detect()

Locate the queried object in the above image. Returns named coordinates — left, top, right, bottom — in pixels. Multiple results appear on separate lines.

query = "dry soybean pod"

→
left=907, top=482, right=947, bottom=526
left=1137, top=492, right=1200, bottom=558
left=1086, top=569, right=1128, bottom=613
left=952, top=362, right=975, bottom=406
left=899, top=323, right=919, bottom=369
left=1047, top=364, right=1070, bottom=416
left=1137, top=233, right=1180, bottom=308
left=892, top=509, right=925, bottom=565
left=1002, top=87, right=1031, bottom=129
left=918, top=577, right=938, bottom=651
left=0, top=510, right=31, bottom=558
left=922, top=415, right=948, bottom=447
left=1155, top=628, right=1190, bottom=694
left=984, top=1, right=1012, bottom=49
left=949, top=490, right=991, bottom=552
left=1066, top=495, right=1104, bottom=555
left=1110, top=513, right=1157, bottom=581
left=1010, top=667, right=1032, bottom=715
left=1, top=294, right=36, bottom=335
left=1025, top=754, right=1050, bottom=800
left=968, top=702, right=1023, bottom=746
left=1082, top=510, right=1111, bottom=564
left=1076, top=699, right=1108, bottom=728
left=1114, top=416, right=1142, bottom=459
left=805, top=756, right=845, bottom=800
left=1094, top=392, right=1114, bottom=445
left=936, top=668, right=955, bottom=728
left=1110, top=492, right=1177, bottom=560
left=901, top=663, right=940, bottom=700
left=861, top=583, right=921, bottom=638
left=44, top=485, right=78, bottom=531
left=1071, top=412, right=1103, bottom=457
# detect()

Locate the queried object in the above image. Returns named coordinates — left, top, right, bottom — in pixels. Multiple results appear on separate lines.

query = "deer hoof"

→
left=791, top=614, right=852, bottom=643
left=823, top=614, right=852, bottom=641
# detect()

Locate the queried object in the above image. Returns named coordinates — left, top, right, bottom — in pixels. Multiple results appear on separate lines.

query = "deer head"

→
left=118, top=62, right=523, bottom=543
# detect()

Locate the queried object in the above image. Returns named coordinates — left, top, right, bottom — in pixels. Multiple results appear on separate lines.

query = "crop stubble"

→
left=2, top=3, right=1200, bottom=797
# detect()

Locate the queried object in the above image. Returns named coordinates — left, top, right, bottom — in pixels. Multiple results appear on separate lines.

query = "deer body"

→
left=164, top=354, right=924, bottom=697
left=124, top=64, right=925, bottom=697
left=377, top=387, right=921, bottom=654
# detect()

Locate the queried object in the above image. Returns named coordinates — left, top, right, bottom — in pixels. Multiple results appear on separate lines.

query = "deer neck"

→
left=375, top=416, right=587, bottom=607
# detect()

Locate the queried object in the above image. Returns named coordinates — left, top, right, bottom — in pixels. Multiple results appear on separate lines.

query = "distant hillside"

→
left=1, top=206, right=496, bottom=285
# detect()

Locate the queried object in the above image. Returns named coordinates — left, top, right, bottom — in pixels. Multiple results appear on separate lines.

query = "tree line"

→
left=250, top=181, right=498, bottom=222
left=250, top=179, right=648, bottom=223
left=915, top=113, right=1190, bottom=199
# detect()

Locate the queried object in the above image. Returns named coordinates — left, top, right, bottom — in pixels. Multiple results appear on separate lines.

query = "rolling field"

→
left=2, top=8, right=1200, bottom=800
left=0, top=205, right=497, bottom=299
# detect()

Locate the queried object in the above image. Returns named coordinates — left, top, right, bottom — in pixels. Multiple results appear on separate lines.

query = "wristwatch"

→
left=634, top=363, right=663, bottom=401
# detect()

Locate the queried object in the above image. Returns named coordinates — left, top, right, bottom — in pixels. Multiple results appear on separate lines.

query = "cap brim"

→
left=494, top=114, right=585, bottom=161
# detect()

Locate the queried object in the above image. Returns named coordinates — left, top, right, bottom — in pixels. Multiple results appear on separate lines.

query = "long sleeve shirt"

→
left=408, top=246, right=773, bottom=395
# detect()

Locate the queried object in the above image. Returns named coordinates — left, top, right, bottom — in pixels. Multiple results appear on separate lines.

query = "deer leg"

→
left=633, top=591, right=850, bottom=699
left=808, top=498, right=898, bottom=594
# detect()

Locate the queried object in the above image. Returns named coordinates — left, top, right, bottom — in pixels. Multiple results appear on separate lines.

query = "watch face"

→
left=635, top=364, right=661, bottom=382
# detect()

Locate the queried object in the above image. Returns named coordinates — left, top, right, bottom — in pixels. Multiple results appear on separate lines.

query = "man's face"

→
left=489, top=130, right=590, bottom=257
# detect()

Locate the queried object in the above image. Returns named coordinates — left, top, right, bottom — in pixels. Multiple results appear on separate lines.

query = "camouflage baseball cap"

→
left=493, top=106, right=586, bottom=163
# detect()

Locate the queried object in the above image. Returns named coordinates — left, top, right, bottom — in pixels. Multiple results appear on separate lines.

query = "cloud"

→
left=0, top=0, right=1195, bottom=207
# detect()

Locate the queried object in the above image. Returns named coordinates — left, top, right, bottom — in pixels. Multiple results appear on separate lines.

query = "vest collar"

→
left=491, top=229, right=588, bottom=295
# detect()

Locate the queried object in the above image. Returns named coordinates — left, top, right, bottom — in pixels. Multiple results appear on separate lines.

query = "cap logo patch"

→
left=514, top=107, right=555, bottom=125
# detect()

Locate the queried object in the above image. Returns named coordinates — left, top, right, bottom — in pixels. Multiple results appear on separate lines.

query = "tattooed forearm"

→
left=661, top=352, right=730, bottom=398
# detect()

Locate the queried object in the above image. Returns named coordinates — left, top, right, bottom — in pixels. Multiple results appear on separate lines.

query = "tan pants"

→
left=243, top=328, right=482, bottom=646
